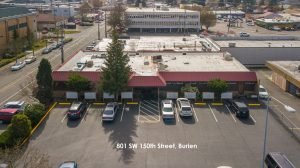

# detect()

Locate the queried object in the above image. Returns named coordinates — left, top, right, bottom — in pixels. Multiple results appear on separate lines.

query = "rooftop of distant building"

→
left=216, top=40, right=300, bottom=48
left=126, top=7, right=197, bottom=13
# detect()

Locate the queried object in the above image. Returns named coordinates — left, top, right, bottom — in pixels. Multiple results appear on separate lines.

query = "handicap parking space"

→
left=138, top=100, right=160, bottom=123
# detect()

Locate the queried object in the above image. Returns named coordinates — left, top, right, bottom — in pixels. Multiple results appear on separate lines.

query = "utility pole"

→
left=60, top=24, right=64, bottom=64
left=227, top=5, right=232, bottom=33
left=261, top=96, right=271, bottom=168
left=105, top=10, right=107, bottom=38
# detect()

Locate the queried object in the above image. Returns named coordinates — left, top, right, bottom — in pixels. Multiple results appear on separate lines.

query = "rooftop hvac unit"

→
left=228, top=43, right=236, bottom=47
left=224, top=52, right=233, bottom=61
left=298, top=65, right=300, bottom=71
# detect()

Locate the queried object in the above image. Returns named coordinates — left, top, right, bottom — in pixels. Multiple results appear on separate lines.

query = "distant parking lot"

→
left=23, top=99, right=300, bottom=168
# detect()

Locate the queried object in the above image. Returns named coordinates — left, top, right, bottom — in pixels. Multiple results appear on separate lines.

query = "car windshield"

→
left=104, top=110, right=113, bottom=115
left=259, top=88, right=266, bottom=92
left=163, top=107, right=173, bottom=112
left=4, top=105, right=20, bottom=108
left=182, top=107, right=191, bottom=111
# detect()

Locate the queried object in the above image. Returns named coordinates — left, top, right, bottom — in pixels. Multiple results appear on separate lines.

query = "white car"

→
left=161, top=100, right=175, bottom=120
left=11, top=61, right=26, bottom=71
left=176, top=98, right=193, bottom=117
left=24, top=56, right=36, bottom=64
left=102, top=102, right=118, bottom=121
left=4, top=101, right=26, bottom=112
left=259, top=85, right=269, bottom=99
left=272, top=26, right=281, bottom=31
left=246, top=22, right=255, bottom=26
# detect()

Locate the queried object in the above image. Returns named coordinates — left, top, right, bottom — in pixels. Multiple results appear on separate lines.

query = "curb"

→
left=93, top=102, right=106, bottom=105
left=194, top=102, right=207, bottom=106
left=127, top=102, right=139, bottom=105
left=58, top=102, right=71, bottom=105
left=21, top=102, right=57, bottom=146
left=248, top=103, right=261, bottom=106
left=211, top=103, right=223, bottom=106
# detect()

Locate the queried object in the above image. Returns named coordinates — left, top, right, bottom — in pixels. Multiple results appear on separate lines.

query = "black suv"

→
left=67, top=101, right=87, bottom=119
left=226, top=100, right=249, bottom=119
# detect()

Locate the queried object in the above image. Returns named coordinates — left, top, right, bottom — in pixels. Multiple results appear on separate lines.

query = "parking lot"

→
left=22, top=98, right=300, bottom=168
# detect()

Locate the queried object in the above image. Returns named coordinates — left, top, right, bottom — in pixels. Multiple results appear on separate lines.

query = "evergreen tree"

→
left=36, top=59, right=53, bottom=105
left=101, top=30, right=131, bottom=100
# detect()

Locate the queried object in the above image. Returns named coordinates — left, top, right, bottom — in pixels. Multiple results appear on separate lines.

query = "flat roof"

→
left=216, top=40, right=300, bottom=48
left=267, top=61, right=300, bottom=81
left=126, top=7, right=197, bottom=13
left=213, top=10, right=245, bottom=14
left=93, top=35, right=220, bottom=52
left=56, top=51, right=249, bottom=75
left=256, top=18, right=296, bottom=23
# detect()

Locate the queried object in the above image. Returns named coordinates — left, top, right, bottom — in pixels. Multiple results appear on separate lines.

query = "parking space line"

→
left=61, top=113, right=67, bottom=123
left=208, top=104, right=218, bottom=122
left=83, top=104, right=91, bottom=120
left=140, top=111, right=160, bottom=121
left=140, top=106, right=159, bottom=116
left=120, top=104, right=125, bottom=122
left=250, top=115, right=256, bottom=123
left=144, top=102, right=157, bottom=110
left=274, top=106, right=298, bottom=128
left=141, top=102, right=158, bottom=111
left=225, top=105, right=237, bottom=123
left=175, top=104, right=180, bottom=122
left=138, top=102, right=141, bottom=122
left=191, top=104, right=199, bottom=122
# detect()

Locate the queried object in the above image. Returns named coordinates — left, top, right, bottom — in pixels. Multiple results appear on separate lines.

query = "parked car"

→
left=11, top=61, right=26, bottom=71
left=161, top=100, right=175, bottom=120
left=240, top=32, right=250, bottom=37
left=102, top=102, right=119, bottom=122
left=67, top=101, right=87, bottom=119
left=259, top=85, right=269, bottom=99
left=226, top=100, right=249, bottom=119
left=49, top=44, right=58, bottom=50
left=42, top=48, right=52, bottom=54
left=272, top=26, right=281, bottom=31
left=24, top=56, right=37, bottom=64
left=0, top=108, right=19, bottom=123
left=4, top=101, right=26, bottom=112
left=59, top=161, right=78, bottom=168
left=265, top=152, right=295, bottom=168
left=176, top=98, right=193, bottom=117
left=246, top=22, right=255, bottom=26
left=86, top=45, right=94, bottom=50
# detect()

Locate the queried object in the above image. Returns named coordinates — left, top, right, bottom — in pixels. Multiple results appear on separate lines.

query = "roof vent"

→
left=172, top=57, right=176, bottom=60
left=224, top=52, right=233, bottom=61
left=184, top=62, right=189, bottom=64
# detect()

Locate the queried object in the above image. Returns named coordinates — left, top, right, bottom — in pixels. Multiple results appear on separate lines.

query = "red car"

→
left=0, top=108, right=19, bottom=123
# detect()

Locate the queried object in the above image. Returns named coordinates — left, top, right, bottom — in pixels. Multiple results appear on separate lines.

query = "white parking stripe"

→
left=208, top=104, right=218, bottom=122
left=191, top=104, right=199, bottom=122
left=120, top=104, right=125, bottom=122
left=138, top=102, right=141, bottom=122
left=142, top=101, right=158, bottom=109
left=83, top=104, right=91, bottom=120
left=140, top=111, right=159, bottom=121
left=140, top=106, right=159, bottom=116
left=139, top=115, right=152, bottom=122
left=225, top=105, right=237, bottom=123
left=141, top=102, right=158, bottom=111
left=250, top=115, right=256, bottom=123
left=61, top=113, right=67, bottom=123
left=175, top=104, right=180, bottom=122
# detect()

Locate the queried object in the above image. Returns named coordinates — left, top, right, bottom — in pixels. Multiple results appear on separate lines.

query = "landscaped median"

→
left=0, top=102, right=57, bottom=148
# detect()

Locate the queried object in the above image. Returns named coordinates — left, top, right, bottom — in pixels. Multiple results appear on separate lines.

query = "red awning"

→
left=128, top=74, right=166, bottom=87
left=159, top=71, right=257, bottom=82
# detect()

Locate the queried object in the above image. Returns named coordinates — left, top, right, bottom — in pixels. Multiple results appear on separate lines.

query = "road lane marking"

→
left=208, top=104, right=218, bottom=122
left=120, top=104, right=125, bottom=122
left=141, top=102, right=158, bottom=111
left=139, top=111, right=159, bottom=121
left=225, top=105, right=237, bottom=123
left=191, top=104, right=199, bottom=122
left=274, top=106, right=298, bottom=128
left=140, top=106, right=159, bottom=116
left=250, top=115, right=256, bottom=123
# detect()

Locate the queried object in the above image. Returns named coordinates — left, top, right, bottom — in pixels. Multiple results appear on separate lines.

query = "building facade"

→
left=53, top=5, right=76, bottom=17
left=126, top=6, right=201, bottom=33
left=37, top=14, right=67, bottom=31
left=0, top=6, right=37, bottom=55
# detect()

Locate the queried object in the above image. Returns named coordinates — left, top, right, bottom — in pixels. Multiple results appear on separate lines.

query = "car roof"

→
left=5, top=101, right=24, bottom=106
left=268, top=152, right=295, bottom=168
left=70, top=102, right=83, bottom=110
left=162, top=100, right=172, bottom=105
left=59, top=161, right=76, bottom=168
left=233, top=101, right=247, bottom=108
left=177, top=98, right=190, bottom=106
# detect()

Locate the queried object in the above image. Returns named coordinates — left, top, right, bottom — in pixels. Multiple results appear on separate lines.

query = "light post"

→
left=98, top=20, right=100, bottom=40
left=261, top=96, right=271, bottom=168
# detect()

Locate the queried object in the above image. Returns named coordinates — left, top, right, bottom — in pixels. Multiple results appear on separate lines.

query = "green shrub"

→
left=0, top=130, right=12, bottom=148
left=24, top=103, right=46, bottom=127
left=9, top=114, right=32, bottom=144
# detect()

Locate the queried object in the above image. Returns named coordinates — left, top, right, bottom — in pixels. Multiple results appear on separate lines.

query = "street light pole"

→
left=60, top=24, right=64, bottom=64
left=98, top=21, right=100, bottom=40
left=105, top=10, right=107, bottom=38
left=261, top=96, right=271, bottom=168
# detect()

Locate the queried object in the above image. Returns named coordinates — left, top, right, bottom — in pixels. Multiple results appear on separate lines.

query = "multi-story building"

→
left=0, top=5, right=37, bottom=55
left=126, top=6, right=201, bottom=33
left=53, top=5, right=76, bottom=17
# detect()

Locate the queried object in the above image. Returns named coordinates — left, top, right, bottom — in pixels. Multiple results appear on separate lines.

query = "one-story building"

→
left=52, top=51, right=258, bottom=100
left=266, top=61, right=300, bottom=97
left=37, top=13, right=67, bottom=31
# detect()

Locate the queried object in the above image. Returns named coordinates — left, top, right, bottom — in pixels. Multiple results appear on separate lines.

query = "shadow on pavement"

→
left=102, top=104, right=138, bottom=164
left=181, top=116, right=196, bottom=124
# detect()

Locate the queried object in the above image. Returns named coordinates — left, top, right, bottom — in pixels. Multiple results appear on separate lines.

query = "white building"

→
left=52, top=5, right=76, bottom=17
left=126, top=6, right=201, bottom=33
